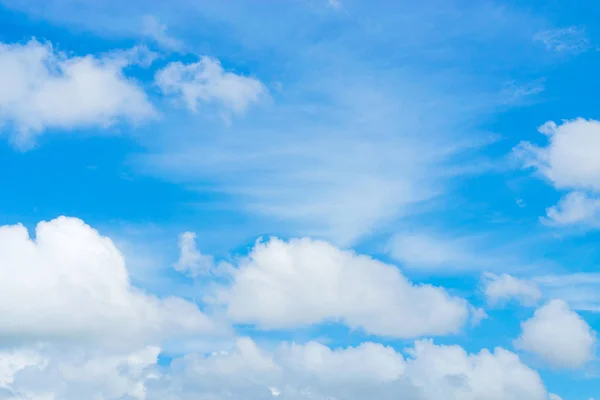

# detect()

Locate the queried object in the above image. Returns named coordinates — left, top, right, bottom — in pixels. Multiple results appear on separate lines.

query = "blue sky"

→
left=0, top=1, right=600, bottom=399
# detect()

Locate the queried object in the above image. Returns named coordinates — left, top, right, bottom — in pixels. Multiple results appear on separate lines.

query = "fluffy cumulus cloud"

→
left=155, top=57, right=267, bottom=115
left=164, top=338, right=550, bottom=400
left=515, top=299, right=597, bottom=369
left=482, top=273, right=542, bottom=306
left=0, top=219, right=562, bottom=400
left=0, top=39, right=156, bottom=148
left=515, top=119, right=600, bottom=191
left=0, top=216, right=217, bottom=348
left=209, top=237, right=470, bottom=338
left=0, top=345, right=160, bottom=400
left=401, top=340, right=549, bottom=400
left=0, top=337, right=553, bottom=400
left=515, top=118, right=600, bottom=225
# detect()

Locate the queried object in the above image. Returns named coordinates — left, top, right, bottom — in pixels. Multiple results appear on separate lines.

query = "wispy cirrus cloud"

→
left=533, top=26, right=591, bottom=54
left=387, top=232, right=479, bottom=270
left=141, top=15, right=184, bottom=51
left=128, top=1, right=555, bottom=245
left=482, top=272, right=542, bottom=307
left=0, top=0, right=552, bottom=244
left=479, top=271, right=600, bottom=313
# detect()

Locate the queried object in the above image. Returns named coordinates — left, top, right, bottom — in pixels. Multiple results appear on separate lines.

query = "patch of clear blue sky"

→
left=1, top=1, right=600, bottom=397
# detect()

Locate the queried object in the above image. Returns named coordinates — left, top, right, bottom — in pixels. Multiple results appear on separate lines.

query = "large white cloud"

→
left=0, top=39, right=156, bottom=148
left=155, top=56, right=267, bottom=115
left=0, top=216, right=217, bottom=348
left=515, top=299, right=597, bottom=369
left=208, top=237, right=470, bottom=338
left=0, top=221, right=558, bottom=400
left=0, top=338, right=553, bottom=400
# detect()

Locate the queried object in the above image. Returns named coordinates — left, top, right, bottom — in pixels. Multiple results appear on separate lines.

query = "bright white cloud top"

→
left=211, top=237, right=470, bottom=337
left=0, top=217, right=217, bottom=347
left=515, top=299, right=597, bottom=369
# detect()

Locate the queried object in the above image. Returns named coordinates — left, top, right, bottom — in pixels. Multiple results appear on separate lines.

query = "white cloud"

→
left=155, top=57, right=267, bottom=115
left=544, top=191, right=600, bottom=226
left=515, top=119, right=600, bottom=191
left=0, top=216, right=217, bottom=348
left=0, top=221, right=554, bottom=400
left=173, top=231, right=215, bottom=277
left=0, top=337, right=552, bottom=400
left=470, top=307, right=489, bottom=326
left=104, top=44, right=158, bottom=69
left=482, top=273, right=542, bottom=306
left=8, top=337, right=554, bottom=400
left=141, top=15, right=183, bottom=51
left=0, top=345, right=160, bottom=400
left=481, top=271, right=600, bottom=312
left=515, top=118, right=600, bottom=226
left=533, top=26, right=590, bottom=53
left=0, top=39, right=156, bottom=149
left=280, top=340, right=406, bottom=384
left=402, top=340, right=548, bottom=400
left=515, top=299, right=597, bottom=369
left=209, top=237, right=470, bottom=338
left=0, top=348, right=43, bottom=387
left=387, top=232, right=476, bottom=270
